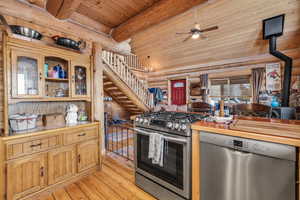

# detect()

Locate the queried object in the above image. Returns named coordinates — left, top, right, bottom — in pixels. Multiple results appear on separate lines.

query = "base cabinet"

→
left=78, top=140, right=99, bottom=172
left=3, top=123, right=100, bottom=200
left=48, top=146, right=77, bottom=185
left=7, top=154, right=47, bottom=200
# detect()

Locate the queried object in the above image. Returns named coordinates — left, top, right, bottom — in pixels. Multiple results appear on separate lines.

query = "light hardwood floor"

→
left=37, top=156, right=157, bottom=200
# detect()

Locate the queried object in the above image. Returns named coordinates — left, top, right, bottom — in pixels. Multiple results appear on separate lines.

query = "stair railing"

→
left=124, top=54, right=150, bottom=72
left=102, top=50, right=153, bottom=110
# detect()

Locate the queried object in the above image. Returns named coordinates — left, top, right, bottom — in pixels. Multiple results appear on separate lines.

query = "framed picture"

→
left=266, top=63, right=281, bottom=91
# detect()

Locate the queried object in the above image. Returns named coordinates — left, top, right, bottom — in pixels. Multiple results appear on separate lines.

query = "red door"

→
left=171, top=79, right=186, bottom=105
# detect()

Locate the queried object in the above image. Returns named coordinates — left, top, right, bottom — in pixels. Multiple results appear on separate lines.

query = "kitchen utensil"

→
left=55, top=88, right=65, bottom=97
left=10, top=25, right=43, bottom=40
left=52, top=36, right=83, bottom=50
left=28, top=88, right=38, bottom=95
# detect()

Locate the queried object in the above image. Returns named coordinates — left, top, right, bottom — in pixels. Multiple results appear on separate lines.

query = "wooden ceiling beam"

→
left=27, top=0, right=46, bottom=8
left=112, top=0, right=207, bottom=42
left=46, top=0, right=82, bottom=20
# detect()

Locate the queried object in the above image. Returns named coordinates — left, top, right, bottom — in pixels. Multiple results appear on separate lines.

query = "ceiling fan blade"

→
left=199, top=26, right=218, bottom=32
left=201, top=34, right=208, bottom=40
left=176, top=32, right=192, bottom=35
left=183, top=35, right=192, bottom=42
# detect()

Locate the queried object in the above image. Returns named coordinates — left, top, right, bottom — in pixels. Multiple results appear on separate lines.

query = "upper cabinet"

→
left=7, top=38, right=92, bottom=102
left=11, top=49, right=44, bottom=98
left=71, top=61, right=91, bottom=98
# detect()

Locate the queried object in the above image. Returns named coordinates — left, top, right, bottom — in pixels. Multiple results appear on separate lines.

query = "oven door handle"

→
left=134, top=128, right=188, bottom=143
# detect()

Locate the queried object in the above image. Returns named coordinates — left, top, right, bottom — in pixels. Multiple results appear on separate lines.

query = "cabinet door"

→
left=11, top=49, right=44, bottom=98
left=77, top=140, right=99, bottom=172
left=7, top=154, right=47, bottom=200
left=48, top=146, right=76, bottom=185
left=71, top=61, right=91, bottom=98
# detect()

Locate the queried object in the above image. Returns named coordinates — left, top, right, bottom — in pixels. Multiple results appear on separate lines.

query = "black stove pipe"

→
left=269, top=36, right=293, bottom=107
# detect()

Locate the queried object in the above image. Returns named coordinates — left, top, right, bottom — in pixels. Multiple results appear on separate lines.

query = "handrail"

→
left=124, top=54, right=150, bottom=72
left=102, top=50, right=153, bottom=110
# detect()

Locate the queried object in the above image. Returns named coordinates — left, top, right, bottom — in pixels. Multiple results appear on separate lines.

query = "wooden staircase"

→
left=102, top=50, right=153, bottom=114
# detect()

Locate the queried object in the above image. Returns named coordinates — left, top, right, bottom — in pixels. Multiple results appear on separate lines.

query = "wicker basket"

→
left=9, top=114, right=38, bottom=132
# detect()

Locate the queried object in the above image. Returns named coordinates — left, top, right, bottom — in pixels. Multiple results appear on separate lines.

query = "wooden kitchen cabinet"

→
left=6, top=37, right=92, bottom=104
left=48, top=145, right=77, bottom=185
left=77, top=140, right=99, bottom=172
left=11, top=49, right=44, bottom=98
left=6, top=153, right=47, bottom=200
left=71, top=61, right=91, bottom=98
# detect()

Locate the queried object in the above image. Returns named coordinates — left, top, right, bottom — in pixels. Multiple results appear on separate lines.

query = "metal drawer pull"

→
left=40, top=167, right=44, bottom=177
left=30, top=143, right=42, bottom=148
left=78, top=133, right=86, bottom=137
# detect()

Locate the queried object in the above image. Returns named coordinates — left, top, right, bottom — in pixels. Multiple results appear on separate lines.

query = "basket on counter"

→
left=9, top=114, right=38, bottom=132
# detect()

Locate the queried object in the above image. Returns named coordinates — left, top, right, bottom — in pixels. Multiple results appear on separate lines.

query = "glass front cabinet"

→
left=9, top=48, right=91, bottom=100
left=71, top=61, right=91, bottom=98
left=11, top=49, right=44, bottom=98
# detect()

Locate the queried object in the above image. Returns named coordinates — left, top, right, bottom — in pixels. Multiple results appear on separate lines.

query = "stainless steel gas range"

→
left=134, top=112, right=207, bottom=200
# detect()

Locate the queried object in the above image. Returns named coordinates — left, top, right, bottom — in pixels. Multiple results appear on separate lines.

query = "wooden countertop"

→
left=1, top=121, right=100, bottom=141
left=191, top=116, right=300, bottom=147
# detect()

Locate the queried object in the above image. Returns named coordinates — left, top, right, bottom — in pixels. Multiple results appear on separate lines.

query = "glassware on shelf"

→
left=74, top=66, right=87, bottom=95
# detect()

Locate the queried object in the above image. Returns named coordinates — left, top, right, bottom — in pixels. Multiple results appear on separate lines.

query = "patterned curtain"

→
left=252, top=68, right=265, bottom=103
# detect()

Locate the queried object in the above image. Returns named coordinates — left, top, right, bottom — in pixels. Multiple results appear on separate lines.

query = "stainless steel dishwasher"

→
left=200, top=131, right=296, bottom=200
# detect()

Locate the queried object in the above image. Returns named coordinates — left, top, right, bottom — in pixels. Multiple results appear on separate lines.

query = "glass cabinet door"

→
left=71, top=63, right=90, bottom=98
left=11, top=50, right=43, bottom=98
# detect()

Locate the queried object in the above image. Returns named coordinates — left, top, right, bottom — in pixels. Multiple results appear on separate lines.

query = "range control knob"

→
left=144, top=119, right=149, bottom=124
left=166, top=122, right=173, bottom=128
left=174, top=123, right=180, bottom=129
left=181, top=124, right=187, bottom=130
left=135, top=117, right=140, bottom=122
left=139, top=118, right=144, bottom=123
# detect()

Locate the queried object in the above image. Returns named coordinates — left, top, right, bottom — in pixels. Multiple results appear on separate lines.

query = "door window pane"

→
left=74, top=66, right=87, bottom=95
left=17, top=56, right=39, bottom=95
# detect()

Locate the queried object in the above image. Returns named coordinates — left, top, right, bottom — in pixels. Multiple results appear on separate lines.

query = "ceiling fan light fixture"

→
left=192, top=33, right=200, bottom=39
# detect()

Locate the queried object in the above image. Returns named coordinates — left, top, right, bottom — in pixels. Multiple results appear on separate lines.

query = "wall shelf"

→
left=45, top=78, right=69, bottom=82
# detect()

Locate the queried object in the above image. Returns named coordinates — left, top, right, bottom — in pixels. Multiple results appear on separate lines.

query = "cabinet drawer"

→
left=6, top=135, right=61, bottom=160
left=63, top=126, right=98, bottom=145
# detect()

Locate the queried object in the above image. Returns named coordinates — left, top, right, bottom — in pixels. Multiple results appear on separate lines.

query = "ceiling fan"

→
left=176, top=23, right=218, bottom=42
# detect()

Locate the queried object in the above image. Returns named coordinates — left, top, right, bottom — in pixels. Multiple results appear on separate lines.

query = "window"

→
left=209, top=76, right=252, bottom=105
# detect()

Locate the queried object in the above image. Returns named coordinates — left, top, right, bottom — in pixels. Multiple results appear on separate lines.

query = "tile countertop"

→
left=191, top=116, right=300, bottom=147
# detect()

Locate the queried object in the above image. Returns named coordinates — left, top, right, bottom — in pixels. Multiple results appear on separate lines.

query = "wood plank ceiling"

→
left=26, top=0, right=159, bottom=34
left=130, top=0, right=300, bottom=71
left=25, top=0, right=207, bottom=42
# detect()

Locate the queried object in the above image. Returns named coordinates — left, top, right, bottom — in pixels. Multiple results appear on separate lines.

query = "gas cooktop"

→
left=134, top=111, right=208, bottom=136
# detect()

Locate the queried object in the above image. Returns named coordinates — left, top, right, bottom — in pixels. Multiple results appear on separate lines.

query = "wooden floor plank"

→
left=65, top=183, right=89, bottom=200
left=93, top=171, right=138, bottom=200
left=38, top=156, right=157, bottom=200
left=53, top=188, right=72, bottom=200
left=37, top=195, right=55, bottom=200
left=101, top=165, right=156, bottom=200
left=85, top=175, right=123, bottom=200
left=76, top=180, right=105, bottom=200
